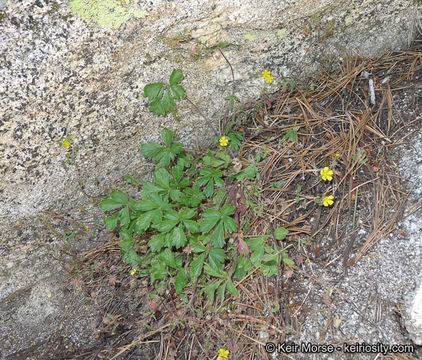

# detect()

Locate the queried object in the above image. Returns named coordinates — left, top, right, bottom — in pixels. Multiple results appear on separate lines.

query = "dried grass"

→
left=59, top=46, right=422, bottom=359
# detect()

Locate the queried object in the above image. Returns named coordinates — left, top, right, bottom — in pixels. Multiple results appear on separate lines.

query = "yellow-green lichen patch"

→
left=345, top=15, right=353, bottom=26
left=69, top=0, right=147, bottom=29
left=244, top=32, right=256, bottom=41
left=277, top=28, right=287, bottom=39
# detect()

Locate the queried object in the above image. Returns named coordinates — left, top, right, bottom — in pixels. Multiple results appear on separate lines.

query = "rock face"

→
left=0, top=0, right=417, bottom=357
left=0, top=0, right=414, bottom=223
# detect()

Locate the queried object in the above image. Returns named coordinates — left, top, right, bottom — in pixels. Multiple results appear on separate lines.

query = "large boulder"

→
left=0, top=0, right=414, bottom=223
left=0, top=0, right=417, bottom=357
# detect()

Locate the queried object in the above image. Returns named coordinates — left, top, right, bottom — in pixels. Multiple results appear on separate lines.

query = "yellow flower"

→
left=62, top=139, right=71, bottom=149
left=320, top=167, right=333, bottom=181
left=265, top=75, right=274, bottom=83
left=262, top=69, right=271, bottom=78
left=84, top=226, right=89, bottom=231
left=335, top=153, right=341, bottom=159
left=322, top=195, right=334, bottom=207
left=129, top=269, right=136, bottom=276
left=262, top=70, right=274, bottom=83
left=219, top=136, right=229, bottom=147
left=218, top=348, right=229, bottom=360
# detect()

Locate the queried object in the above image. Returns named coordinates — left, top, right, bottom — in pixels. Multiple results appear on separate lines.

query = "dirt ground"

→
left=2, top=36, right=421, bottom=360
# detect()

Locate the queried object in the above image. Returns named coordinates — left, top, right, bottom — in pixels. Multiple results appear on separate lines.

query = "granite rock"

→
left=0, top=0, right=418, bottom=357
left=0, top=0, right=415, bottom=222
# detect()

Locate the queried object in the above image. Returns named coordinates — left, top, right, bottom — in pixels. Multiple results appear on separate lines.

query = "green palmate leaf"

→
left=149, top=234, right=165, bottom=252
left=119, top=206, right=130, bottom=228
left=204, top=264, right=224, bottom=278
left=224, top=94, right=240, bottom=112
left=143, top=82, right=164, bottom=100
left=159, top=248, right=179, bottom=269
left=111, top=190, right=128, bottom=204
left=210, top=221, right=225, bottom=248
left=149, top=98, right=165, bottom=116
left=203, top=155, right=225, bottom=168
left=282, top=255, right=294, bottom=266
left=178, top=178, right=191, bottom=189
left=204, top=280, right=222, bottom=303
left=135, top=211, right=155, bottom=233
left=175, top=269, right=188, bottom=294
left=172, top=225, right=187, bottom=249
left=172, top=164, right=184, bottom=183
left=226, top=131, right=243, bottom=151
left=164, top=209, right=179, bottom=221
left=212, top=188, right=227, bottom=208
left=122, top=248, right=143, bottom=268
left=217, top=281, right=227, bottom=302
left=104, top=212, right=119, bottom=231
left=262, top=259, right=278, bottom=277
left=216, top=151, right=232, bottom=168
left=244, top=165, right=259, bottom=179
left=283, top=126, right=300, bottom=143
left=200, top=209, right=221, bottom=233
left=132, top=199, right=156, bottom=211
left=203, top=180, right=214, bottom=197
left=238, top=255, right=252, bottom=270
left=150, top=259, right=166, bottom=282
left=183, top=220, right=199, bottom=233
left=119, top=237, right=133, bottom=256
left=141, top=142, right=163, bottom=159
left=99, top=199, right=124, bottom=211
left=246, top=236, right=267, bottom=251
left=226, top=279, right=238, bottom=296
left=169, top=189, right=183, bottom=203
left=161, top=128, right=173, bottom=148
left=157, top=219, right=178, bottom=233
left=154, top=168, right=171, bottom=189
left=220, top=205, right=234, bottom=216
left=120, top=228, right=132, bottom=242
left=177, top=155, right=192, bottom=169
left=190, top=252, right=206, bottom=281
left=182, top=185, right=205, bottom=207
left=170, top=84, right=186, bottom=100
left=234, top=256, right=252, bottom=279
left=197, top=168, right=212, bottom=183
left=162, top=89, right=175, bottom=113
left=223, top=216, right=237, bottom=233
left=189, top=238, right=207, bottom=252
left=275, top=227, right=289, bottom=240
left=180, top=208, right=196, bottom=220
left=169, top=69, right=183, bottom=85
left=198, top=168, right=223, bottom=198
left=250, top=247, right=264, bottom=267
left=170, top=143, right=184, bottom=156
left=124, top=175, right=138, bottom=186
left=214, top=177, right=225, bottom=188
left=208, top=247, right=225, bottom=271
left=143, top=140, right=183, bottom=168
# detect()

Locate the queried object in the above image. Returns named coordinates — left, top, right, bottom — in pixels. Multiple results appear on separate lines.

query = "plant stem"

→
left=185, top=96, right=219, bottom=137
left=352, top=187, right=359, bottom=230
left=219, top=49, right=236, bottom=134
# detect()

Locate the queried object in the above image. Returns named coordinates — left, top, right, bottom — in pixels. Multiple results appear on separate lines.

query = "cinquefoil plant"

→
left=100, top=129, right=291, bottom=302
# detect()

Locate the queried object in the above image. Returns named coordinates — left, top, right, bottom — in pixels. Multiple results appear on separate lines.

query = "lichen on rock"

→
left=69, top=0, right=147, bottom=29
